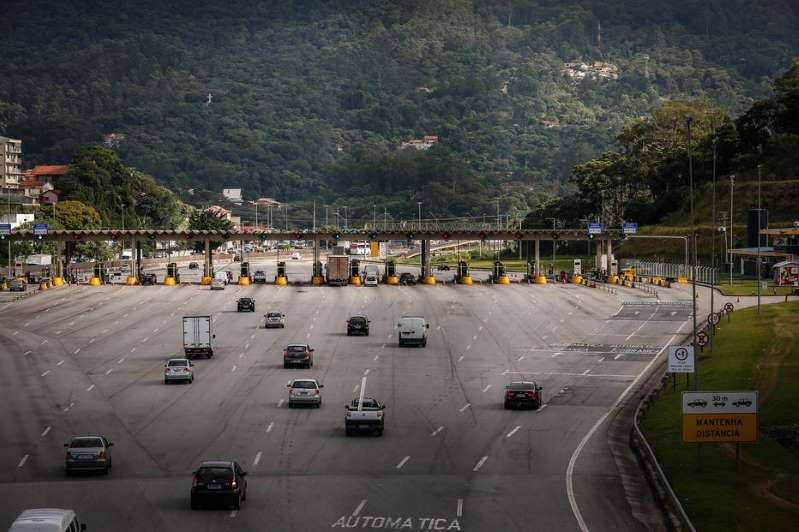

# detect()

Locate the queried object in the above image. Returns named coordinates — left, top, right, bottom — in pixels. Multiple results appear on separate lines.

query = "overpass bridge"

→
left=7, top=225, right=620, bottom=286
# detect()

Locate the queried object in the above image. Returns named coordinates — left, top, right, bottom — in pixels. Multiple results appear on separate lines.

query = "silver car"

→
left=164, top=358, right=194, bottom=384
left=287, top=378, right=323, bottom=408
left=264, top=312, right=286, bottom=328
left=210, top=277, right=225, bottom=290
left=64, top=435, right=113, bottom=475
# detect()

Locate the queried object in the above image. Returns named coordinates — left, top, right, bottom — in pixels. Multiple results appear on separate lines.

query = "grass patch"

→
left=716, top=280, right=796, bottom=296
left=641, top=301, right=799, bottom=531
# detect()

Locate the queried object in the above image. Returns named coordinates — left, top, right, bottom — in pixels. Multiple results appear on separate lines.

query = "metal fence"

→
left=621, top=260, right=718, bottom=284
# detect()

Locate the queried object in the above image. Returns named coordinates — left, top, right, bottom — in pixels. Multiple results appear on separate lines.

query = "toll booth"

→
left=492, top=261, right=506, bottom=282
left=167, top=262, right=180, bottom=283
left=386, top=260, right=396, bottom=278
left=525, top=261, right=535, bottom=282
left=94, top=263, right=106, bottom=283
left=350, top=259, right=360, bottom=278
left=240, top=261, right=250, bottom=279
left=277, top=261, right=287, bottom=278
left=457, top=260, right=469, bottom=280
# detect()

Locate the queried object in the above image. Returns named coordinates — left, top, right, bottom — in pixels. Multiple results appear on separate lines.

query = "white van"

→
left=397, top=316, right=429, bottom=347
left=213, top=270, right=228, bottom=285
left=8, top=509, right=86, bottom=532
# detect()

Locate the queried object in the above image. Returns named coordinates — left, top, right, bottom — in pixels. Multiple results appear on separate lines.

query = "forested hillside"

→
left=1, top=0, right=798, bottom=221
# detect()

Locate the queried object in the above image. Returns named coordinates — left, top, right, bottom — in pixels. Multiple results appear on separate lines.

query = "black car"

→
left=8, top=279, right=26, bottom=292
left=347, top=315, right=370, bottom=336
left=190, top=461, right=248, bottom=510
left=503, top=381, right=543, bottom=409
left=139, top=273, right=158, bottom=285
left=237, top=297, right=255, bottom=312
left=233, top=255, right=242, bottom=262
left=436, top=264, right=451, bottom=271
left=399, top=272, right=417, bottom=286
left=188, top=262, right=199, bottom=270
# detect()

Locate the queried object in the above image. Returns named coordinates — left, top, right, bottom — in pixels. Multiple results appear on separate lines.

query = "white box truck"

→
left=183, top=315, right=214, bottom=359
left=25, top=254, right=52, bottom=266
left=326, top=255, right=350, bottom=286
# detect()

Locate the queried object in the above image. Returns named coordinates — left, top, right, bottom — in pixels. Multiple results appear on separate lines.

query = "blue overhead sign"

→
left=33, top=223, right=48, bottom=236
left=0, top=224, right=10, bottom=235
left=587, top=223, right=603, bottom=235
left=623, top=222, right=638, bottom=235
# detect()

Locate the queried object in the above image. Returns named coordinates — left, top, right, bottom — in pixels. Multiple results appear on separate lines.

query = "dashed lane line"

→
left=277, top=399, right=284, bottom=408
left=41, top=426, right=51, bottom=437
left=459, top=403, right=471, bottom=413
left=506, top=426, right=521, bottom=438
left=86, top=384, right=95, bottom=392
left=23, top=350, right=32, bottom=356
left=63, top=402, right=74, bottom=412
left=614, top=354, right=623, bottom=360
left=482, top=385, right=491, bottom=393
left=40, top=370, right=50, bottom=377
left=472, top=456, right=488, bottom=472
left=253, top=451, right=262, bottom=466
left=457, top=499, right=463, bottom=518
left=266, top=422, right=274, bottom=433
left=56, top=360, right=64, bottom=366
left=105, top=369, right=113, bottom=375
left=352, top=499, right=367, bottom=517
left=17, top=455, right=28, bottom=468
left=431, top=426, right=444, bottom=437
left=118, top=358, right=125, bottom=364
left=396, top=456, right=410, bottom=469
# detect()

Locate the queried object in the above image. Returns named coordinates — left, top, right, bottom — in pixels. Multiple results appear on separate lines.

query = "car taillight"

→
left=305, top=352, right=310, bottom=357
left=192, top=475, right=198, bottom=488
left=283, top=351, right=288, bottom=358
left=527, top=392, right=535, bottom=398
left=230, top=475, right=237, bottom=489
left=377, top=412, right=383, bottom=418
left=506, top=391, right=514, bottom=398
left=314, top=389, right=320, bottom=395
left=98, top=450, right=106, bottom=459
left=165, top=369, right=170, bottom=374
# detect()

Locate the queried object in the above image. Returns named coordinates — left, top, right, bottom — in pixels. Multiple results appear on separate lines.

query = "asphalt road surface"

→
left=0, top=257, right=731, bottom=531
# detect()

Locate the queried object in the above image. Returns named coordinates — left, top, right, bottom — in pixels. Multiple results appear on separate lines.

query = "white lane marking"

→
left=266, top=422, right=274, bottom=433
left=101, top=329, right=108, bottom=334
left=482, top=384, right=491, bottom=393
left=503, top=370, right=636, bottom=379
left=68, top=321, right=74, bottom=326
left=41, top=426, right=51, bottom=437
left=598, top=357, right=605, bottom=363
left=309, top=324, right=314, bottom=330
left=245, top=343, right=250, bottom=350
left=123, top=313, right=128, bottom=318
left=231, top=365, right=237, bottom=372
left=153, top=328, right=159, bottom=333
left=306, top=333, right=310, bottom=338
left=671, top=311, right=678, bottom=316
left=63, top=402, right=74, bottom=412
left=113, top=320, right=119, bottom=326
left=581, top=370, right=590, bottom=375
left=472, top=335, right=477, bottom=340
left=130, top=347, right=136, bottom=353
left=105, top=369, right=113, bottom=375
left=57, top=360, right=65, bottom=366
left=353, top=384, right=360, bottom=394
left=89, top=338, right=95, bottom=344
left=537, top=404, right=548, bottom=412
left=40, top=339, right=47, bottom=345
left=614, top=354, right=623, bottom=360
left=542, top=335, right=548, bottom=340
left=117, top=358, right=125, bottom=364
left=363, top=369, right=370, bottom=376
left=396, top=456, right=410, bottom=469
left=373, top=355, right=379, bottom=361
left=552, top=352, right=562, bottom=357
left=472, top=456, right=488, bottom=472
left=142, top=337, right=149, bottom=343
left=634, top=311, right=640, bottom=316
left=352, top=499, right=367, bottom=517
left=250, top=333, right=255, bottom=339
left=12, top=330, right=18, bottom=336
left=239, top=353, right=244, bottom=359
left=567, top=322, right=687, bottom=532
left=457, top=499, right=463, bottom=518
left=73, top=348, right=80, bottom=355
left=277, top=399, right=284, bottom=408
left=466, top=344, right=471, bottom=351
left=253, top=451, right=262, bottom=466
left=518, top=355, right=525, bottom=361
left=41, top=370, right=50, bottom=377
left=506, top=425, right=521, bottom=438
left=24, top=322, right=30, bottom=327
left=23, top=350, right=32, bottom=356
left=457, top=355, right=464, bottom=362
left=478, top=326, right=483, bottom=331
left=86, top=384, right=95, bottom=392
left=230, top=510, right=237, bottom=518
left=431, top=426, right=444, bottom=437
left=17, top=454, right=28, bottom=468
left=459, top=403, right=471, bottom=412
left=56, top=330, right=63, bottom=335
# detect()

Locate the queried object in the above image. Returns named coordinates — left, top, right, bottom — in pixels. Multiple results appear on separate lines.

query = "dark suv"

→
left=347, top=315, right=370, bottom=336
left=283, top=344, right=314, bottom=368
left=237, top=297, right=255, bottom=312
left=503, top=381, right=543, bottom=409
left=139, top=272, right=157, bottom=285
left=190, top=460, right=248, bottom=510
left=399, top=272, right=417, bottom=285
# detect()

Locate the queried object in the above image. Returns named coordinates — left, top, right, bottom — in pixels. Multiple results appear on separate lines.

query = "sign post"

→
left=622, top=222, right=638, bottom=235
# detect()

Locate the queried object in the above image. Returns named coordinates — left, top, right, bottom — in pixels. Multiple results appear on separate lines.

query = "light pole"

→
left=546, top=217, right=558, bottom=269
left=756, top=162, right=762, bottom=314
left=496, top=197, right=501, bottom=230
left=711, top=138, right=717, bottom=352
left=373, top=204, right=376, bottom=229
left=729, top=175, right=735, bottom=285
left=255, top=202, right=258, bottom=229
left=687, top=116, right=698, bottom=390
left=417, top=202, right=422, bottom=229
left=343, top=205, right=348, bottom=229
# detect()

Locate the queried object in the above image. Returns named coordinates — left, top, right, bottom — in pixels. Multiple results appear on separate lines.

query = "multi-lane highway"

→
left=0, top=257, right=727, bottom=531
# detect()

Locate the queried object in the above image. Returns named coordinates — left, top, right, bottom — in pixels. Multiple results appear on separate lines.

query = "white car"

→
left=9, top=509, right=87, bottom=532
left=287, top=378, right=323, bottom=408
left=164, top=358, right=194, bottom=384
left=264, top=312, right=286, bottom=328
left=291, top=252, right=301, bottom=260
left=364, top=274, right=378, bottom=287
left=210, top=277, right=225, bottom=290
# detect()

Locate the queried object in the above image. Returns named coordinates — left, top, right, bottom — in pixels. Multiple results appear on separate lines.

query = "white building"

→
left=0, top=213, right=35, bottom=229
left=0, top=136, right=23, bottom=188
left=222, top=188, right=243, bottom=203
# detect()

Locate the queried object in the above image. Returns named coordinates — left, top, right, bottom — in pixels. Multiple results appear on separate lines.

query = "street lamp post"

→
left=545, top=217, right=558, bottom=269
left=687, top=116, right=698, bottom=390
left=711, top=138, right=717, bottom=353
left=729, top=175, right=735, bottom=285
left=417, top=202, right=422, bottom=229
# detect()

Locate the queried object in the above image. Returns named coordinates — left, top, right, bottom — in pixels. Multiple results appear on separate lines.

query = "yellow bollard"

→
left=460, top=275, right=472, bottom=285
left=535, top=275, right=547, bottom=284
left=126, top=276, right=138, bottom=286
left=1, top=280, right=7, bottom=290
left=387, top=275, right=400, bottom=285
left=39, top=282, right=49, bottom=291
left=200, top=276, right=212, bottom=285
left=312, top=275, right=323, bottom=286
left=89, top=277, right=102, bottom=286
left=163, top=276, right=176, bottom=286
left=423, top=275, right=436, bottom=285
left=677, top=276, right=688, bottom=284
left=275, top=275, right=287, bottom=286
left=238, top=276, right=250, bottom=286
left=52, top=276, right=64, bottom=287
left=350, top=276, right=361, bottom=286
left=498, top=275, right=510, bottom=285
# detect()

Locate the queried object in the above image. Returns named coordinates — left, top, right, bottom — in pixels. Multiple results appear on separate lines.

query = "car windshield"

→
left=71, top=438, right=103, bottom=448
left=168, top=360, right=188, bottom=367
left=197, top=466, right=232, bottom=481
left=509, top=383, right=535, bottom=390
left=240, top=298, right=253, bottom=303
left=292, top=381, right=317, bottom=389
left=349, top=317, right=366, bottom=324
left=351, top=398, right=379, bottom=409
left=267, top=313, right=282, bottom=318
left=287, top=345, right=307, bottom=352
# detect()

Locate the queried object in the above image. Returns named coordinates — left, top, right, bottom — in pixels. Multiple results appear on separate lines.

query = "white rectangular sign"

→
left=573, top=259, right=582, bottom=275
left=668, top=345, right=695, bottom=373
left=682, top=391, right=758, bottom=414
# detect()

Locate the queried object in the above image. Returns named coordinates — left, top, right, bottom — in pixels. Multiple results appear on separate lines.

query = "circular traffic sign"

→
left=696, top=331, right=708, bottom=347
left=708, top=312, right=721, bottom=325
left=724, top=302, right=734, bottom=313
left=674, top=347, right=690, bottom=361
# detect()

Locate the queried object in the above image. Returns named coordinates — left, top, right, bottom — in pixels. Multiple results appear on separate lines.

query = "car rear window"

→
left=349, top=317, right=366, bottom=324
left=197, top=466, right=232, bottom=480
left=400, top=318, right=425, bottom=327
left=351, top=398, right=379, bottom=409
left=287, top=345, right=307, bottom=352
left=509, top=383, right=535, bottom=390
left=168, top=360, right=188, bottom=367
left=71, top=438, right=103, bottom=448
left=292, top=381, right=316, bottom=389
left=267, top=313, right=282, bottom=318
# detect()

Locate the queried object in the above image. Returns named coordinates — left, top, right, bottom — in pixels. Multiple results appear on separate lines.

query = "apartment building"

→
left=0, top=136, right=23, bottom=188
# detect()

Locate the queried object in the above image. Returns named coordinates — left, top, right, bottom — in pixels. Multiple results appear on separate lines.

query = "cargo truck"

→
left=182, top=315, right=215, bottom=359
left=326, top=255, right=350, bottom=286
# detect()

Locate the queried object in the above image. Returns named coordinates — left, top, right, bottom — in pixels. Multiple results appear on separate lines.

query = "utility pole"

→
left=373, top=204, right=376, bottom=229
left=417, top=202, right=422, bottom=228
left=343, top=205, right=348, bottom=229
left=312, top=200, right=316, bottom=232
left=729, top=175, right=735, bottom=285
left=710, top=138, right=717, bottom=353
left=285, top=204, right=288, bottom=231
left=255, top=202, right=258, bottom=229
left=757, top=163, right=762, bottom=314
left=383, top=208, right=387, bottom=231
left=496, top=197, right=501, bottom=230
left=687, top=117, right=698, bottom=390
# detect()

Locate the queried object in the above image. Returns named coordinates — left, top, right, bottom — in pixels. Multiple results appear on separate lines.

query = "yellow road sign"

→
left=370, top=241, right=379, bottom=257
left=682, top=413, right=757, bottom=443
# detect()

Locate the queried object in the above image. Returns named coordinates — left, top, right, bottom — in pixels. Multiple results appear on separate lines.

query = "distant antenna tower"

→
left=206, top=93, right=213, bottom=106
left=644, top=54, right=650, bottom=80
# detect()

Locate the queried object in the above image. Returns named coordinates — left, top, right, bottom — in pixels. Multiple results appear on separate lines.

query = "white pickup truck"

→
left=345, top=397, right=386, bottom=436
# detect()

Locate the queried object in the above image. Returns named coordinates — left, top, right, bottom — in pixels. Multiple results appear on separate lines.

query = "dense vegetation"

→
left=2, top=0, right=798, bottom=221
